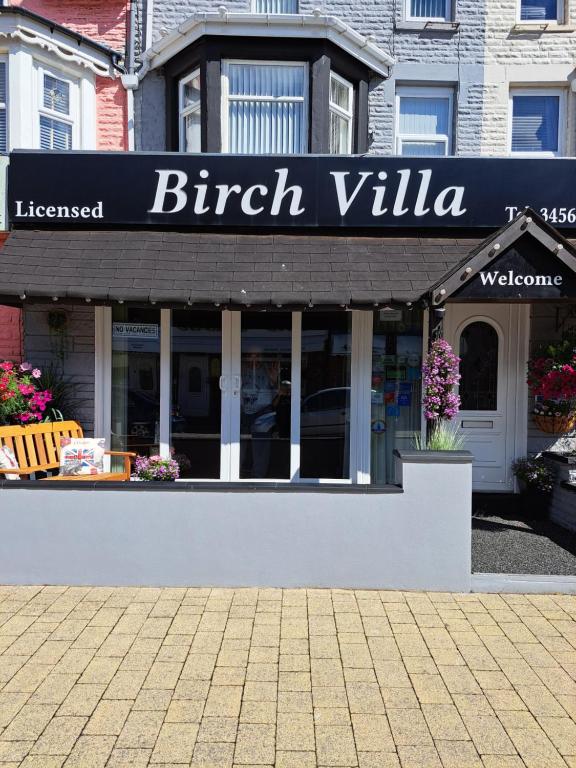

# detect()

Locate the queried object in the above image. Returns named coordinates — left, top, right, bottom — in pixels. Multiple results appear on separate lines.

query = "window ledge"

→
left=394, top=20, right=460, bottom=32
left=511, top=23, right=576, bottom=33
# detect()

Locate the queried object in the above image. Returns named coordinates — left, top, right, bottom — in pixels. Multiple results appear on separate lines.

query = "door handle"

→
left=232, top=375, right=241, bottom=397
left=219, top=375, right=228, bottom=392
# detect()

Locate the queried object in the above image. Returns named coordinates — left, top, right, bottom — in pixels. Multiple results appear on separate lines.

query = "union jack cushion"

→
left=59, top=438, right=106, bottom=476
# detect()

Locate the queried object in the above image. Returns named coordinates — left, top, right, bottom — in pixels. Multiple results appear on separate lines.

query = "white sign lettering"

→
left=15, top=200, right=104, bottom=219
left=143, top=167, right=469, bottom=221
left=479, top=270, right=563, bottom=288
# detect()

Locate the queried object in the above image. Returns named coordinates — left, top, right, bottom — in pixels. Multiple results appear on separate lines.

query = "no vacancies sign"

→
left=8, top=151, right=576, bottom=230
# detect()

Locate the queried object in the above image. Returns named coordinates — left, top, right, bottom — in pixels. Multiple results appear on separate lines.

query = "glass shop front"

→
left=110, top=306, right=424, bottom=484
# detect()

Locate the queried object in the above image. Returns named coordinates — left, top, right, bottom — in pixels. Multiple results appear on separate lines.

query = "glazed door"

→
left=445, top=304, right=526, bottom=492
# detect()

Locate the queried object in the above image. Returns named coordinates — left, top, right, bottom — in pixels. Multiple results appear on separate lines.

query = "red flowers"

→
left=527, top=339, right=576, bottom=417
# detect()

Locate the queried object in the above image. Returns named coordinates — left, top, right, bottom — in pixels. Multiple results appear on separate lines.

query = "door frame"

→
left=444, top=302, right=530, bottom=492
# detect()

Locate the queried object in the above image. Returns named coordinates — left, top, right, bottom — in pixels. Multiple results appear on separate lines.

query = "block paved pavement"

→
left=0, top=587, right=574, bottom=767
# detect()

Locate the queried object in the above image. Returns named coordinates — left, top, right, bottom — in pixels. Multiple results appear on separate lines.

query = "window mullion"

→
left=159, top=308, right=172, bottom=459
left=290, top=312, right=302, bottom=481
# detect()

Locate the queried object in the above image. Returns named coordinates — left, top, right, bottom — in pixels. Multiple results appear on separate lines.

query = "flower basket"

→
left=533, top=412, right=576, bottom=435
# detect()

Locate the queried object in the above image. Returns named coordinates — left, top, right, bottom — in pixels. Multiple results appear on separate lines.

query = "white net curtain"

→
left=225, top=62, right=307, bottom=154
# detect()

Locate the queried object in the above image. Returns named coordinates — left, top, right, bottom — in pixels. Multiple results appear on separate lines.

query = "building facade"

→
left=0, top=0, right=130, bottom=422
left=2, top=0, right=576, bottom=494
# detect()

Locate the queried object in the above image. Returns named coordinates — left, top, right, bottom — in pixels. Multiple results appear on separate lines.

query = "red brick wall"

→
left=14, top=0, right=128, bottom=150
left=0, top=307, right=22, bottom=364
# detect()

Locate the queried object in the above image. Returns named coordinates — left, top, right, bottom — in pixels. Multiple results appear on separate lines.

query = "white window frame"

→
left=251, top=0, right=299, bottom=12
left=508, top=87, right=565, bottom=158
left=517, top=0, right=563, bottom=24
left=101, top=309, right=376, bottom=485
left=0, top=56, right=8, bottom=153
left=329, top=71, right=354, bottom=155
left=395, top=86, right=454, bottom=157
left=221, top=59, right=308, bottom=154
left=178, top=67, right=201, bottom=153
left=35, top=63, right=79, bottom=150
left=405, top=0, right=451, bottom=21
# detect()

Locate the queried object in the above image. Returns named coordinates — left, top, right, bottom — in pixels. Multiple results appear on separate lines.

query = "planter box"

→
left=543, top=452, right=576, bottom=532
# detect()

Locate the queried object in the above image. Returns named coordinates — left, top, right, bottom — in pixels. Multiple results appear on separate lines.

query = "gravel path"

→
left=472, top=512, right=576, bottom=575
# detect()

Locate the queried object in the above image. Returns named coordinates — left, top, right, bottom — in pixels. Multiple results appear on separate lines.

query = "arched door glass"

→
left=459, top=322, right=499, bottom=411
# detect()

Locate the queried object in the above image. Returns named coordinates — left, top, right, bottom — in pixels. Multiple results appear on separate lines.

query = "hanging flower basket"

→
left=533, top=412, right=576, bottom=435
left=527, top=338, right=576, bottom=435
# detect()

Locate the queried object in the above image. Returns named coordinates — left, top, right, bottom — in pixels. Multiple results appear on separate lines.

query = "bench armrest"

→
left=104, top=451, right=136, bottom=480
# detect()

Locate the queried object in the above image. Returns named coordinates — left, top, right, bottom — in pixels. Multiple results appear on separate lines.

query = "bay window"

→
left=329, top=72, right=353, bottom=154
left=396, top=87, right=453, bottom=156
left=253, top=0, right=298, bottom=11
left=38, top=69, right=77, bottom=150
left=510, top=90, right=563, bottom=156
left=168, top=38, right=371, bottom=154
left=179, top=68, right=201, bottom=153
left=222, top=61, right=307, bottom=154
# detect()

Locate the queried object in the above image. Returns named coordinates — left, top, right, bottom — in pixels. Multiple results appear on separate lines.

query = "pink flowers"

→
left=422, top=339, right=461, bottom=422
left=0, top=361, right=53, bottom=425
left=527, top=339, right=576, bottom=418
left=133, top=455, right=180, bottom=481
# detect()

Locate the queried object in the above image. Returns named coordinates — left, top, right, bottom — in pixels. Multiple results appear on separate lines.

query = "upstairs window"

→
left=396, top=87, right=453, bottom=156
left=329, top=72, right=353, bottom=154
left=253, top=0, right=298, bottom=11
left=511, top=90, right=562, bottom=156
left=520, top=0, right=560, bottom=21
left=222, top=61, right=307, bottom=154
left=406, top=0, right=451, bottom=20
left=39, top=70, right=75, bottom=150
left=0, top=61, right=6, bottom=152
left=179, top=69, right=201, bottom=153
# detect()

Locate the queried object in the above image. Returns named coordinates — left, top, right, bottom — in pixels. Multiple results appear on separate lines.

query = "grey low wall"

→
left=0, top=453, right=472, bottom=590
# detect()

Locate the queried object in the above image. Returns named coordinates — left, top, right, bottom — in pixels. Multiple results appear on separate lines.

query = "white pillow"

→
left=0, top=445, right=20, bottom=480
left=59, top=438, right=106, bottom=476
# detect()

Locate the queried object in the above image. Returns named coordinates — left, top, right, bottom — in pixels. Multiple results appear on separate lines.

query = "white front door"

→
left=445, top=304, right=529, bottom=492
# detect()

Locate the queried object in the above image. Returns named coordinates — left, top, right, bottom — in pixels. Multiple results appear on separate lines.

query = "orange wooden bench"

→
left=0, top=421, right=135, bottom=481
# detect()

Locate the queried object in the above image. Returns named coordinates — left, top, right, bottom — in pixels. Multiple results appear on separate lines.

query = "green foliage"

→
left=414, top=421, right=466, bottom=451
left=37, top=365, right=85, bottom=422
left=512, top=456, right=554, bottom=493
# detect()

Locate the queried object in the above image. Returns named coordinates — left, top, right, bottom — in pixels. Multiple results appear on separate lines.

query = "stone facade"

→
left=135, top=0, right=576, bottom=157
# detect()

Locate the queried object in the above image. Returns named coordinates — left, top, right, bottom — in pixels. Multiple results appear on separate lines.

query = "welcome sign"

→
left=8, top=151, right=576, bottom=230
left=453, top=238, right=576, bottom=300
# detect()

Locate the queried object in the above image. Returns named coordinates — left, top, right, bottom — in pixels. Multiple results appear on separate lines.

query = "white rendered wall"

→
left=0, top=457, right=472, bottom=590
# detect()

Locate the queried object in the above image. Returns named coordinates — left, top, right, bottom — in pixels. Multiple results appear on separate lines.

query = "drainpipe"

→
left=121, top=0, right=138, bottom=150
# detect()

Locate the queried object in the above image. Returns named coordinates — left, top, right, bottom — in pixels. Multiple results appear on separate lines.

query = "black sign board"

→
left=8, top=151, right=576, bottom=230
left=453, top=237, right=576, bottom=300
